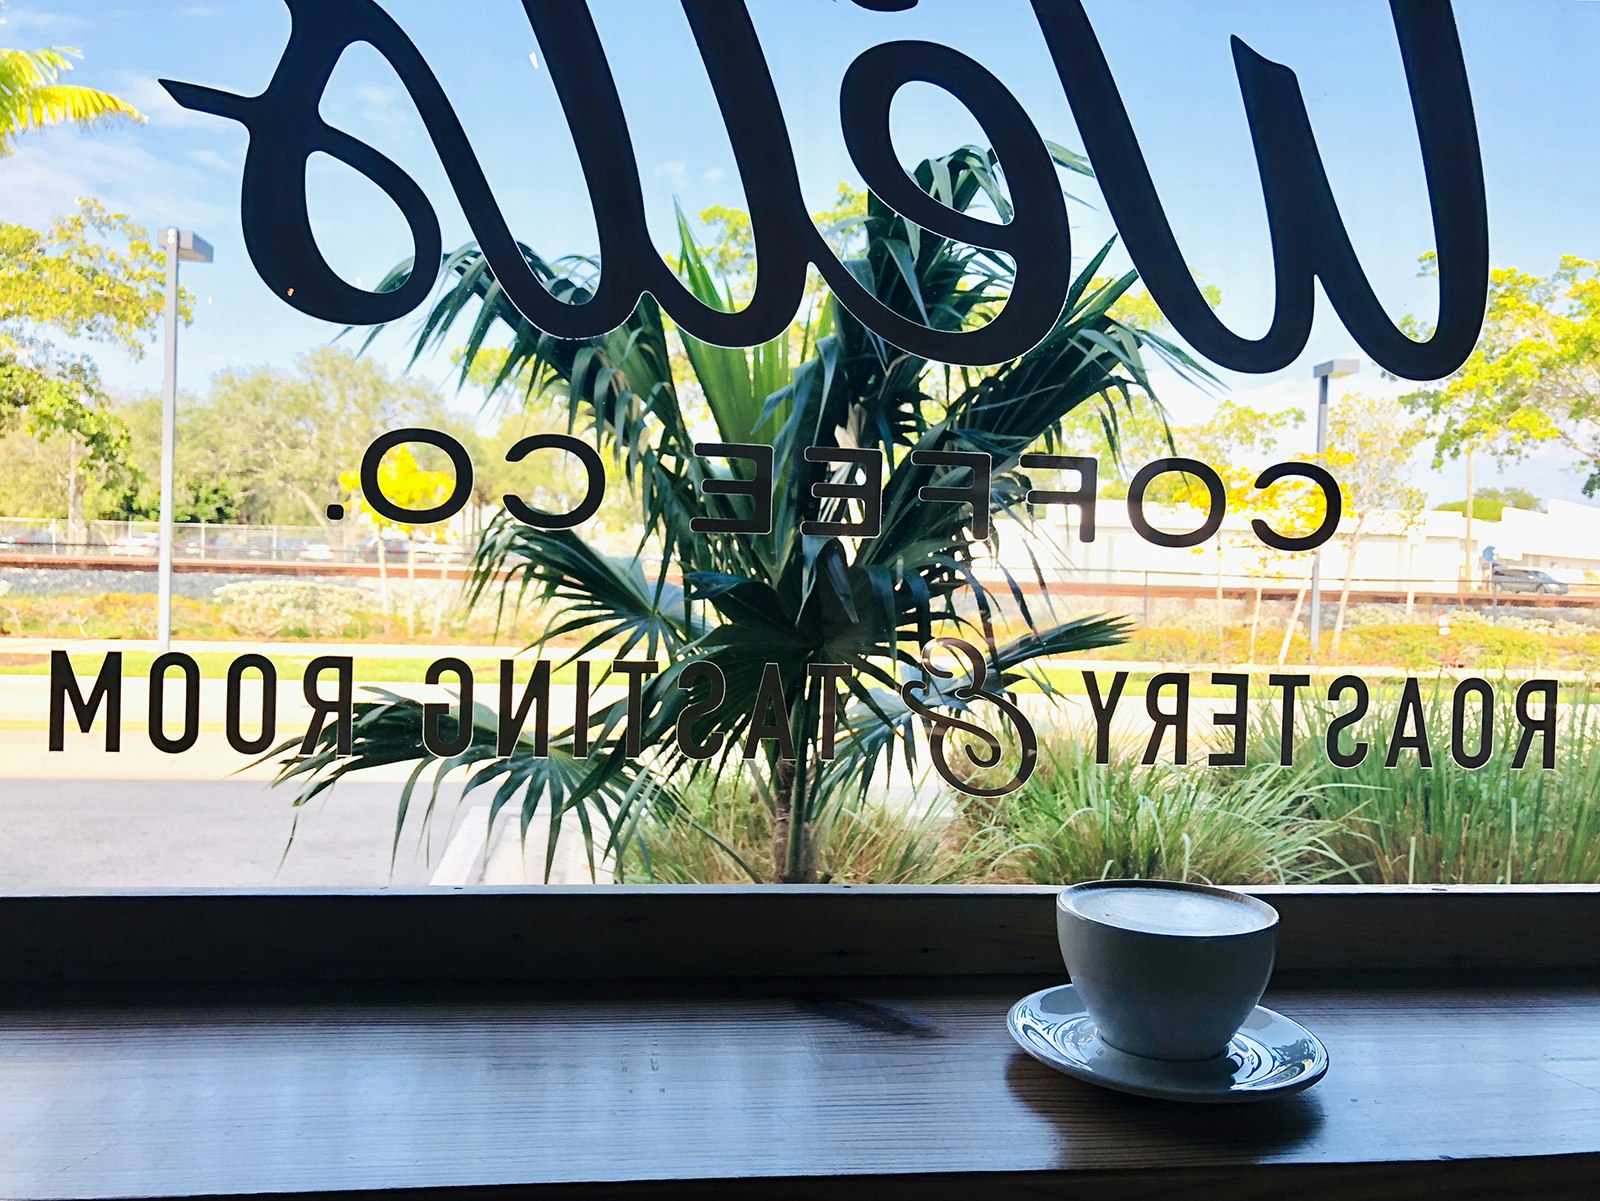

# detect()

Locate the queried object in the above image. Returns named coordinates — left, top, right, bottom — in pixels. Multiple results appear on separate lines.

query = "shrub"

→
left=989, top=736, right=1356, bottom=886
left=213, top=581, right=375, bottom=639
left=1249, top=680, right=1600, bottom=884
left=616, top=773, right=1015, bottom=885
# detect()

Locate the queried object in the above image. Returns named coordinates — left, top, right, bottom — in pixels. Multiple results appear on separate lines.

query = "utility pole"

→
left=157, top=229, right=213, bottom=653
left=1308, top=359, right=1359, bottom=660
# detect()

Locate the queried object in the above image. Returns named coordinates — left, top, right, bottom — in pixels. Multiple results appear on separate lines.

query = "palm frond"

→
left=467, top=520, right=703, bottom=662
left=0, top=48, right=144, bottom=150
left=285, top=134, right=1196, bottom=883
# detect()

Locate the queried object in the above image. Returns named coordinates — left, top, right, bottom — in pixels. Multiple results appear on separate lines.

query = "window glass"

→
left=4, top=0, right=1595, bottom=889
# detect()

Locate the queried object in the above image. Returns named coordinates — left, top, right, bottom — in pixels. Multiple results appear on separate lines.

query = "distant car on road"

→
left=0, top=529, right=53, bottom=552
left=109, top=533, right=161, bottom=558
left=1491, top=565, right=1569, bottom=595
left=237, top=536, right=279, bottom=560
left=406, top=539, right=469, bottom=564
left=297, top=541, right=335, bottom=562
left=356, top=535, right=411, bottom=561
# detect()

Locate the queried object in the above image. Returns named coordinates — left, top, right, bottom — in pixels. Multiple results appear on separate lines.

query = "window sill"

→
left=3, top=884, right=1599, bottom=985
left=3, top=887, right=1598, bottom=1199
left=3, top=969, right=1599, bottom=1199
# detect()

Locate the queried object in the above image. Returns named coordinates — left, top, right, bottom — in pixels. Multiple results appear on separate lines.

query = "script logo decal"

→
left=160, top=0, right=1487, bottom=378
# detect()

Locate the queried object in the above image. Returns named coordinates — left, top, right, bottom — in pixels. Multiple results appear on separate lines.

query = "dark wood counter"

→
left=4, top=970, right=1598, bottom=1200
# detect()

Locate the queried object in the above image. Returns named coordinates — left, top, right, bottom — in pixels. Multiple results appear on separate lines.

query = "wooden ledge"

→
left=2, top=971, right=1598, bottom=1200
left=5, top=888, right=1598, bottom=1198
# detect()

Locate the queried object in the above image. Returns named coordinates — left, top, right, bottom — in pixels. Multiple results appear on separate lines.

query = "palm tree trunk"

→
left=774, top=681, right=820, bottom=884
left=771, top=757, right=797, bottom=883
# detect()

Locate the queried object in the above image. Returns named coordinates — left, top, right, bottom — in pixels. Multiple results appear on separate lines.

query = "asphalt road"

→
left=0, top=774, right=470, bottom=890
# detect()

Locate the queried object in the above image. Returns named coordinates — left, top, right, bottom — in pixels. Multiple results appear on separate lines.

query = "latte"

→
left=1066, top=884, right=1273, bottom=937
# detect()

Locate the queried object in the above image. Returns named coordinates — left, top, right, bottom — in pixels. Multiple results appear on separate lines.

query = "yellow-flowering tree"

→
left=1322, top=395, right=1426, bottom=649
left=1407, top=256, right=1600, bottom=495
left=338, top=446, right=451, bottom=634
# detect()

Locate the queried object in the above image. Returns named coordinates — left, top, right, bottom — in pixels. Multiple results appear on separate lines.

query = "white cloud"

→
left=110, top=73, right=225, bottom=130
left=310, top=81, right=420, bottom=143
left=653, top=160, right=688, bottom=192
left=353, top=83, right=414, bottom=134
left=188, top=147, right=235, bottom=173
left=0, top=8, right=90, bottom=34
left=0, top=129, right=229, bottom=234
left=181, top=4, right=220, bottom=16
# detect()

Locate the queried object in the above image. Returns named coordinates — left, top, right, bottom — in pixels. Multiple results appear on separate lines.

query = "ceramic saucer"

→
left=1007, top=984, right=1328, bottom=1103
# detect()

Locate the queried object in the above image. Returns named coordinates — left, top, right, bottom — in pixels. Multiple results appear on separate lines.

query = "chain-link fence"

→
left=0, top=517, right=474, bottom=566
left=1, top=516, right=1596, bottom=615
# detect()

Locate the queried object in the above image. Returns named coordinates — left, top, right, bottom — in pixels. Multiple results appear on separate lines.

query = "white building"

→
left=991, top=497, right=1600, bottom=593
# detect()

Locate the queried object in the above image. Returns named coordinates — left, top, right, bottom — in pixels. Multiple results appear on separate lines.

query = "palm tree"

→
left=0, top=11, right=145, bottom=154
left=280, top=145, right=1202, bottom=883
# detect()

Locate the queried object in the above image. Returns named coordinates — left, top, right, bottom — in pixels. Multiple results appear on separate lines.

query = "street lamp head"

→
left=1313, top=357, right=1360, bottom=380
left=167, top=228, right=214, bottom=265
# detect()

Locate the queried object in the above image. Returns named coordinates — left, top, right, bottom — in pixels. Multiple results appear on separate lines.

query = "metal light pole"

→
left=1308, top=358, right=1359, bottom=660
left=157, top=228, right=213, bottom=654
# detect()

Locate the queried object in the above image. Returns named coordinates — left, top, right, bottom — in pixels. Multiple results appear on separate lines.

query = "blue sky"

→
left=5, top=0, right=1600, bottom=503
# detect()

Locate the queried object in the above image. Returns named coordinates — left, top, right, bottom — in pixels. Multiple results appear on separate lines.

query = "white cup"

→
left=1056, top=879, right=1279, bottom=1062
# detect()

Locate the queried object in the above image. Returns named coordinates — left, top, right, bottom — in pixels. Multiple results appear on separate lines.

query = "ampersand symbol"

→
left=901, top=637, right=1038, bottom=799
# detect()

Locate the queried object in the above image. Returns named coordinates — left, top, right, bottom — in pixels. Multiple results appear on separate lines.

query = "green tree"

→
left=282, top=145, right=1201, bottom=883
left=1435, top=486, right=1539, bottom=522
left=1165, top=402, right=1313, bottom=663
left=1406, top=256, right=1600, bottom=494
left=1151, top=401, right=1305, bottom=502
left=0, top=3, right=144, bottom=153
left=697, top=185, right=866, bottom=310
left=99, top=392, right=246, bottom=523
left=339, top=445, right=452, bottom=630
left=198, top=347, right=450, bottom=534
left=0, top=200, right=177, bottom=540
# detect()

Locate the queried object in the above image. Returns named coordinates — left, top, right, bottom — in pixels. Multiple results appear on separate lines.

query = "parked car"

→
left=356, top=535, right=411, bottom=561
left=297, top=541, right=335, bottom=562
left=109, top=533, right=161, bottom=557
left=276, top=537, right=309, bottom=558
left=198, top=534, right=244, bottom=556
left=1490, top=565, right=1569, bottom=595
left=0, top=528, right=53, bottom=552
left=406, top=539, right=469, bottom=563
left=237, top=537, right=279, bottom=560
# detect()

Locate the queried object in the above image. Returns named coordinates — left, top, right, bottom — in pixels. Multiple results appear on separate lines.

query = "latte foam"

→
left=1067, top=885, right=1272, bottom=936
